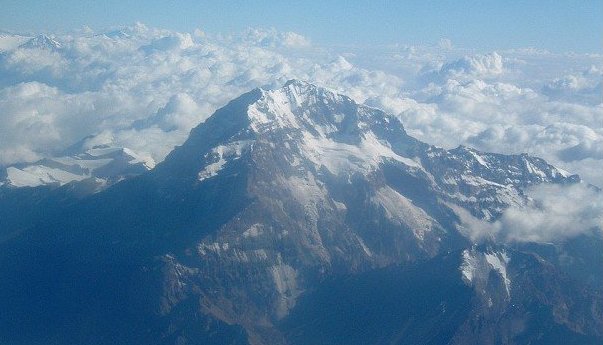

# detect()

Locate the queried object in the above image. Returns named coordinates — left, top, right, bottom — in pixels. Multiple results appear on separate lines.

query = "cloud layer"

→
left=456, top=183, right=603, bottom=243
left=0, top=24, right=601, bottom=187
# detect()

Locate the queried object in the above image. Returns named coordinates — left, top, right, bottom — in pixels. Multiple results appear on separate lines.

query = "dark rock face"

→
left=0, top=80, right=600, bottom=345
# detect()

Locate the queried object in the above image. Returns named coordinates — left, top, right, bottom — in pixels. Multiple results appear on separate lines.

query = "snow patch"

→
left=247, top=89, right=302, bottom=133
left=197, top=242, right=230, bottom=256
left=485, top=251, right=511, bottom=296
left=242, top=223, right=264, bottom=238
left=198, top=140, right=253, bottom=181
left=6, top=165, right=87, bottom=187
left=301, top=130, right=421, bottom=176
left=523, top=158, right=546, bottom=178
left=461, top=249, right=478, bottom=282
left=468, top=150, right=490, bottom=168
left=460, top=249, right=512, bottom=298
left=461, top=175, right=505, bottom=188
left=555, top=167, right=571, bottom=177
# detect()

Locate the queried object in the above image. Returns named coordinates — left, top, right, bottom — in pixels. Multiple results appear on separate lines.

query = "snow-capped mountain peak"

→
left=0, top=81, right=598, bottom=345
left=19, top=34, right=62, bottom=50
left=163, top=79, right=420, bottom=184
left=248, top=79, right=389, bottom=134
left=142, top=81, right=586, bottom=342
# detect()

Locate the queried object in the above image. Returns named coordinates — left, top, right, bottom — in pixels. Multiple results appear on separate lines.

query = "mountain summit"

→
left=0, top=81, right=600, bottom=345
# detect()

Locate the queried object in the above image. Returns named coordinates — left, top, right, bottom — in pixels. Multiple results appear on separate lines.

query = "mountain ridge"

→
left=0, top=80, right=599, bottom=345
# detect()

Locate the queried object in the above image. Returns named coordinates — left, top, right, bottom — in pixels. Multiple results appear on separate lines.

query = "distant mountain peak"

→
left=0, top=144, right=153, bottom=188
left=20, top=34, right=62, bottom=50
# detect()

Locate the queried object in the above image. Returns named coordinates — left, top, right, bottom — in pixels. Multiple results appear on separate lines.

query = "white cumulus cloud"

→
left=0, top=24, right=600, bottom=189
left=456, top=183, right=603, bottom=243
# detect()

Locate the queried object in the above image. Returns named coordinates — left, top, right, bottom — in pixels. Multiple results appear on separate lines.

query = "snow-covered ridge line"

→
left=1, top=145, right=153, bottom=188
left=193, top=79, right=422, bottom=180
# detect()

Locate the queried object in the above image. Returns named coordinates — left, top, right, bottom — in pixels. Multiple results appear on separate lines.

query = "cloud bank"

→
left=456, top=183, right=603, bottom=244
left=0, top=24, right=601, bottom=187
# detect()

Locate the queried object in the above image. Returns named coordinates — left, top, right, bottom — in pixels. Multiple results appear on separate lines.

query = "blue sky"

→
left=1, top=1, right=602, bottom=52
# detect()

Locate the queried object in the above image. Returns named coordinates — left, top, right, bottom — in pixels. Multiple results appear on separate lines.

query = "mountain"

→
left=19, top=34, right=62, bottom=50
left=0, top=143, right=153, bottom=188
left=0, top=80, right=600, bottom=345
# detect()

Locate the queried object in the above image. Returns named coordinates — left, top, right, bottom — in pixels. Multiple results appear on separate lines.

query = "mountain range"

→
left=0, top=80, right=600, bottom=345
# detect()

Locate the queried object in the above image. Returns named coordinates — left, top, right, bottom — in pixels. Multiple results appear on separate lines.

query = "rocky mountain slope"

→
left=0, top=80, right=599, bottom=345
